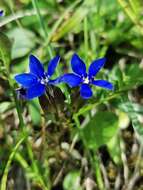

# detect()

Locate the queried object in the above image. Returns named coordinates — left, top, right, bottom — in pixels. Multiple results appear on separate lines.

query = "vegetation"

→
left=0, top=0, right=143, bottom=189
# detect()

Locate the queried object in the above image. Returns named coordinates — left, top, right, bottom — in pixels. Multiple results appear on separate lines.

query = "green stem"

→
left=32, top=0, right=53, bottom=58
left=117, top=0, right=143, bottom=35
left=84, top=17, right=89, bottom=63
left=73, top=115, right=104, bottom=189
left=0, top=136, right=26, bottom=190
left=2, top=46, right=48, bottom=190
left=15, top=153, right=49, bottom=190
left=74, top=87, right=133, bottom=118
left=92, top=151, right=104, bottom=190
left=44, top=0, right=82, bottom=47
left=26, top=142, right=50, bottom=190
left=7, top=0, right=22, bottom=28
left=1, top=45, right=25, bottom=128
left=0, top=9, right=48, bottom=28
left=32, top=0, right=72, bottom=104
left=12, top=88, right=25, bottom=128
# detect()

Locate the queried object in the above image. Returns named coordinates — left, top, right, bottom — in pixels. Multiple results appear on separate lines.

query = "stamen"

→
left=40, top=76, right=49, bottom=85
left=83, top=77, right=90, bottom=84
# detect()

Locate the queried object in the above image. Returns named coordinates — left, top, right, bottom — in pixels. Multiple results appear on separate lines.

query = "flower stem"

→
left=1, top=33, right=49, bottom=189
left=91, top=151, right=104, bottom=190
left=0, top=136, right=26, bottom=190
left=73, top=115, right=104, bottom=189
left=32, top=0, right=53, bottom=58
left=84, top=17, right=89, bottom=63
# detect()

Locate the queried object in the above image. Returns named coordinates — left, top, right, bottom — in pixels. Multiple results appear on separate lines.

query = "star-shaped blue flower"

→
left=15, top=55, right=60, bottom=99
left=0, top=10, right=4, bottom=16
left=60, top=53, right=113, bottom=99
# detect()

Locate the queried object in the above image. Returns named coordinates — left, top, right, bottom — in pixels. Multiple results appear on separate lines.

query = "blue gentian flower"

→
left=15, top=55, right=60, bottom=99
left=0, top=10, right=4, bottom=16
left=60, top=53, right=113, bottom=99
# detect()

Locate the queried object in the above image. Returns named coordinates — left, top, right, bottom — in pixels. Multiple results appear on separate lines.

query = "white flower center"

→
left=40, top=77, right=49, bottom=85
left=83, top=77, right=90, bottom=84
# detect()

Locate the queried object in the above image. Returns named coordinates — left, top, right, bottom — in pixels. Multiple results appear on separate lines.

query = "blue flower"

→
left=60, top=53, right=113, bottom=99
left=0, top=10, right=4, bottom=16
left=15, top=54, right=60, bottom=99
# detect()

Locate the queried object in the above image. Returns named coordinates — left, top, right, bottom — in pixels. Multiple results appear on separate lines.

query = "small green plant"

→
left=0, top=0, right=143, bottom=190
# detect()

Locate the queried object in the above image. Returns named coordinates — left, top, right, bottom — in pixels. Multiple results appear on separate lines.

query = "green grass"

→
left=0, top=0, right=143, bottom=189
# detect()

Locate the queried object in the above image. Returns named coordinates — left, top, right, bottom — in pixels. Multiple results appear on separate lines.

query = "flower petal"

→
left=80, top=83, right=92, bottom=99
left=60, top=73, right=82, bottom=87
left=48, top=77, right=61, bottom=85
left=29, top=54, right=44, bottom=77
left=26, top=83, right=45, bottom=99
left=88, top=57, right=106, bottom=77
left=15, top=73, right=38, bottom=88
left=92, top=80, right=113, bottom=90
left=47, top=55, right=60, bottom=77
left=71, top=53, right=86, bottom=76
left=0, top=10, right=4, bottom=16
left=16, top=87, right=27, bottom=99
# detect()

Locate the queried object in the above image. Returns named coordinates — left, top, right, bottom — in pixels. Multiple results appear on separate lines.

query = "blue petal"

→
left=80, top=84, right=92, bottom=99
left=26, top=83, right=45, bottom=99
left=71, top=53, right=86, bottom=76
left=16, top=87, right=27, bottom=99
left=15, top=73, right=38, bottom=88
left=48, top=77, right=61, bottom=85
left=88, top=58, right=106, bottom=77
left=92, top=80, right=113, bottom=90
left=60, top=73, right=82, bottom=87
left=29, top=55, right=44, bottom=77
left=47, top=55, right=60, bottom=77
left=0, top=10, right=4, bottom=16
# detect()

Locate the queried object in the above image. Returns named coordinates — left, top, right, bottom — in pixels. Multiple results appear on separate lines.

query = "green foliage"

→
left=119, top=98, right=143, bottom=139
left=63, top=170, right=82, bottom=190
left=107, top=134, right=121, bottom=164
left=28, top=99, right=41, bottom=126
left=0, top=136, right=26, bottom=190
left=118, top=0, right=143, bottom=35
left=0, top=101, right=13, bottom=113
left=124, top=63, right=143, bottom=87
left=1, top=0, right=143, bottom=189
left=81, top=112, right=119, bottom=149
left=0, top=32, right=12, bottom=71
left=7, top=28, right=36, bottom=59
left=52, top=4, right=88, bottom=42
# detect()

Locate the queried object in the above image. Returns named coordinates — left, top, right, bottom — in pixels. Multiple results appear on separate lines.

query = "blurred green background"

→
left=1, top=0, right=143, bottom=190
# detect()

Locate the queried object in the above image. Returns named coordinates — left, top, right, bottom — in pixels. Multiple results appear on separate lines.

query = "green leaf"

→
left=0, top=32, right=12, bottom=70
left=119, top=102, right=143, bottom=115
left=7, top=28, right=36, bottom=59
left=52, top=6, right=88, bottom=41
left=1, top=136, right=26, bottom=190
left=129, top=0, right=143, bottom=17
left=28, top=99, right=41, bottom=126
left=118, top=100, right=143, bottom=137
left=125, top=63, right=143, bottom=86
left=81, top=112, right=118, bottom=149
left=63, top=170, right=82, bottom=190
left=0, top=102, right=14, bottom=113
left=107, top=134, right=121, bottom=164
left=117, top=0, right=143, bottom=35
